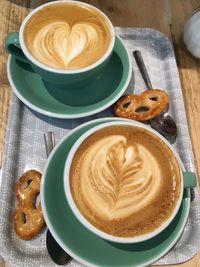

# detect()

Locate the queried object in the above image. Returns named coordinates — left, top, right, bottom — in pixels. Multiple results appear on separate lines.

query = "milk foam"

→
left=24, top=3, right=111, bottom=69
left=79, top=135, right=161, bottom=220
left=32, top=21, right=104, bottom=69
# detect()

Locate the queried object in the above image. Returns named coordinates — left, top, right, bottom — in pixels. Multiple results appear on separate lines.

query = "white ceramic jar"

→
left=183, top=7, right=200, bottom=58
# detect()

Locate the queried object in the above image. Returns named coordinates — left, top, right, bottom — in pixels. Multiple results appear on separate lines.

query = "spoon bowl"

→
left=46, top=229, right=72, bottom=265
left=150, top=111, right=177, bottom=142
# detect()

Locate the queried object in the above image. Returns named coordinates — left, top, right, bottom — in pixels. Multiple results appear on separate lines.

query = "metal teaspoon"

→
left=133, top=50, right=177, bottom=143
left=44, top=132, right=73, bottom=265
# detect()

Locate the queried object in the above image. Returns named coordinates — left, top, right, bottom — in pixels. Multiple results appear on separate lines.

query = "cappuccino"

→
left=24, top=2, right=111, bottom=70
left=69, top=125, right=181, bottom=238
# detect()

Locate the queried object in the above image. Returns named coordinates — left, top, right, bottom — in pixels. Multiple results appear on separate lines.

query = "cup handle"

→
left=183, top=171, right=197, bottom=188
left=5, top=32, right=28, bottom=63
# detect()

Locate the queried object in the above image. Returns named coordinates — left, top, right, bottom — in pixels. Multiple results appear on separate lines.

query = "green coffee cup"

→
left=5, top=1, right=116, bottom=86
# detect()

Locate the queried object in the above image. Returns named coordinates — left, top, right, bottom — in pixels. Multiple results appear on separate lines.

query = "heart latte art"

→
left=23, top=3, right=111, bottom=69
left=70, top=126, right=181, bottom=238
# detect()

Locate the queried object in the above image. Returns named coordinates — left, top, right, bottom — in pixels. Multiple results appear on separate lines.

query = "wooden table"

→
left=1, top=0, right=200, bottom=266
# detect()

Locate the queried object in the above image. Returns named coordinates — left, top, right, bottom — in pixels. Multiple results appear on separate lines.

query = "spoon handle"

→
left=44, top=132, right=55, bottom=157
left=133, top=50, right=153, bottom=89
left=44, top=132, right=73, bottom=265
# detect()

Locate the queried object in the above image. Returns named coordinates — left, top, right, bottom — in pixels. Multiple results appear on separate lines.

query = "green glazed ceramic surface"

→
left=41, top=117, right=190, bottom=267
left=7, top=35, right=132, bottom=118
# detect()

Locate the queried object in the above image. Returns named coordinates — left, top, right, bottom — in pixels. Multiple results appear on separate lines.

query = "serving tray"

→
left=0, top=27, right=200, bottom=266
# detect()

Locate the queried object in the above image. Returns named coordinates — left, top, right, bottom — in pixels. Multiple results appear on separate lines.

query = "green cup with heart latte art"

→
left=5, top=1, right=115, bottom=85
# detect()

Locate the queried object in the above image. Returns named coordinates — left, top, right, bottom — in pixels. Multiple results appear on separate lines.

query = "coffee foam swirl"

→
left=79, top=135, right=162, bottom=220
left=32, top=20, right=106, bottom=69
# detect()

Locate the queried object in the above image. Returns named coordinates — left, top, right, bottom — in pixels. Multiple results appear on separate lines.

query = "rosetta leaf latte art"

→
left=100, top=141, right=143, bottom=207
left=79, top=135, right=161, bottom=220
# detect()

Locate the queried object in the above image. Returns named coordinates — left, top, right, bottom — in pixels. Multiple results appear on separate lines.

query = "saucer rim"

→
left=7, top=35, right=132, bottom=119
left=41, top=117, right=190, bottom=267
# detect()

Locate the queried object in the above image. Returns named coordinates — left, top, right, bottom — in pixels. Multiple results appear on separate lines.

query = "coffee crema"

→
left=23, top=3, right=111, bottom=70
left=69, top=125, right=181, bottom=238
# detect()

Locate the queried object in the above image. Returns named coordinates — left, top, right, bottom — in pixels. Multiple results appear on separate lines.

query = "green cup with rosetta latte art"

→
left=64, top=120, right=196, bottom=243
left=4, top=1, right=115, bottom=86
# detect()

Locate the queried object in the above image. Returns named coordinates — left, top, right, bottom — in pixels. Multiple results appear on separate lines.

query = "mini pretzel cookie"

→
left=113, top=89, right=169, bottom=121
left=13, top=170, right=45, bottom=240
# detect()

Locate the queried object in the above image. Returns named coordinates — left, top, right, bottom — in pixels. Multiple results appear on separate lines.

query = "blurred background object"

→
left=183, top=7, right=200, bottom=59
